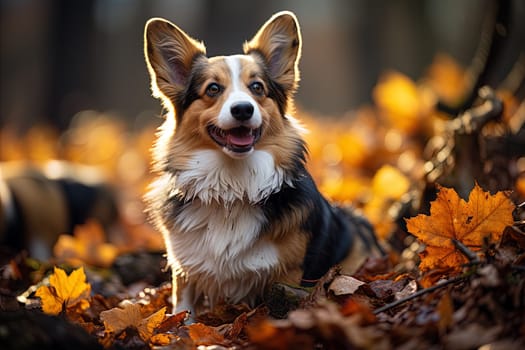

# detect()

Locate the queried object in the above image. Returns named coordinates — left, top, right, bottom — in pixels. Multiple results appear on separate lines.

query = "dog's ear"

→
left=144, top=18, right=206, bottom=104
left=244, top=11, right=302, bottom=94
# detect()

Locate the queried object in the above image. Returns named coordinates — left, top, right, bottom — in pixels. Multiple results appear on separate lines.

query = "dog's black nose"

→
left=230, top=102, right=254, bottom=121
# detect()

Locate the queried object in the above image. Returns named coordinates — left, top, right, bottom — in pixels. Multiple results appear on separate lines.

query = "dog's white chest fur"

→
left=175, top=149, right=290, bottom=204
left=166, top=149, right=289, bottom=305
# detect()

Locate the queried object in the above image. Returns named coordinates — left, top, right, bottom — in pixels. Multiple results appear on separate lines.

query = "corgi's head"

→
left=144, top=11, right=303, bottom=162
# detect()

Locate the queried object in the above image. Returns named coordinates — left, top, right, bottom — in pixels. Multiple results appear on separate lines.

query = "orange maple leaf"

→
left=406, top=183, right=514, bottom=272
left=35, top=266, right=91, bottom=315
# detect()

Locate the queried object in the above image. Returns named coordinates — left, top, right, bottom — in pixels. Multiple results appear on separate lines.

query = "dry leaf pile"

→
left=3, top=189, right=524, bottom=350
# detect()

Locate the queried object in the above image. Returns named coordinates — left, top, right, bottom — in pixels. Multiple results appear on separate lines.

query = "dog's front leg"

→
left=172, top=273, right=195, bottom=322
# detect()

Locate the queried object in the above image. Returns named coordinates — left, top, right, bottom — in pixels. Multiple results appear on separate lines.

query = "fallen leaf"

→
left=406, top=183, right=514, bottom=273
left=54, top=220, right=118, bottom=268
left=340, top=299, right=377, bottom=324
left=360, top=278, right=411, bottom=302
left=373, top=71, right=434, bottom=134
left=364, top=165, right=412, bottom=238
left=224, top=312, right=248, bottom=340
left=418, top=267, right=453, bottom=288
left=371, top=165, right=411, bottom=200
left=100, top=301, right=166, bottom=341
left=394, top=279, right=417, bottom=301
left=196, top=301, right=252, bottom=326
left=149, top=333, right=177, bottom=346
left=249, top=301, right=387, bottom=350
left=187, top=323, right=226, bottom=346
left=138, top=306, right=166, bottom=341
left=247, top=319, right=299, bottom=350
left=156, top=310, right=190, bottom=333
left=35, top=266, right=91, bottom=315
left=329, top=275, right=365, bottom=296
left=101, top=301, right=143, bottom=334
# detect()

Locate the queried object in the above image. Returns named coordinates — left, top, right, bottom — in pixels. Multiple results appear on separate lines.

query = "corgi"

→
left=144, top=11, right=382, bottom=316
left=0, top=161, right=118, bottom=259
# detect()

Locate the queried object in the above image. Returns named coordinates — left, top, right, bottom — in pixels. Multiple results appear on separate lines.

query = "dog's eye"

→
left=205, top=83, right=222, bottom=97
left=249, top=82, right=264, bottom=96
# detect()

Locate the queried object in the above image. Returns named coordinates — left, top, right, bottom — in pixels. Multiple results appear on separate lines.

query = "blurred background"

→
left=1, top=0, right=494, bottom=130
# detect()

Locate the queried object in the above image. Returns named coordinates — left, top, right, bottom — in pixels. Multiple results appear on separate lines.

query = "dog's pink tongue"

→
left=227, top=129, right=254, bottom=147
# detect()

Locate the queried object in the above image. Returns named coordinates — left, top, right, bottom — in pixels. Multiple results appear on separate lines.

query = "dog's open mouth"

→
left=207, top=125, right=262, bottom=153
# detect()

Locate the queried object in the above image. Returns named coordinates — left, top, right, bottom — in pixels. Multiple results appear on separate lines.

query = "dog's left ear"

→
left=244, top=11, right=302, bottom=95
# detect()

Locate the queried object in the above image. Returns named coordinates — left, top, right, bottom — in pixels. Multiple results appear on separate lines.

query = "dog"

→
left=0, top=161, right=118, bottom=259
left=144, top=11, right=382, bottom=316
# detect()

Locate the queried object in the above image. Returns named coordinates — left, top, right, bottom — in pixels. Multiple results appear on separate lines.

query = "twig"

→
left=373, top=275, right=465, bottom=315
left=452, top=239, right=480, bottom=263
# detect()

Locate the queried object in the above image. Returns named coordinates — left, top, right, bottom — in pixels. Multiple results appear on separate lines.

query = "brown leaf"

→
left=100, top=301, right=166, bottom=341
left=187, top=323, right=226, bottom=346
left=329, top=275, right=365, bottom=296
left=497, top=226, right=525, bottom=265
left=100, top=301, right=143, bottom=335
left=156, top=310, right=189, bottom=333
left=196, top=302, right=252, bottom=326
left=360, top=278, right=411, bottom=303
left=394, top=279, right=417, bottom=301
left=247, top=319, right=301, bottom=350
left=249, top=301, right=387, bottom=349
left=225, top=312, right=248, bottom=340
left=340, top=299, right=377, bottom=324
left=419, top=267, right=454, bottom=288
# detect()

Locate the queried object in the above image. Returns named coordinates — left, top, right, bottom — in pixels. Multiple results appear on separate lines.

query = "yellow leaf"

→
left=53, top=220, right=118, bottom=267
left=364, top=165, right=411, bottom=239
left=150, top=333, right=177, bottom=346
left=406, top=183, right=514, bottom=273
left=138, top=307, right=166, bottom=341
left=371, top=165, right=410, bottom=200
left=35, top=266, right=91, bottom=315
left=373, top=71, right=434, bottom=134
left=35, top=284, right=64, bottom=315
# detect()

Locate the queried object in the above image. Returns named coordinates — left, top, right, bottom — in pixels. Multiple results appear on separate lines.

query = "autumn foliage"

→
left=406, top=183, right=515, bottom=278
left=35, top=266, right=91, bottom=316
left=1, top=53, right=525, bottom=349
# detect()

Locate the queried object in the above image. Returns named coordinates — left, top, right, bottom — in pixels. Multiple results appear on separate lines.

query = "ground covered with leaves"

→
left=1, top=53, right=525, bottom=349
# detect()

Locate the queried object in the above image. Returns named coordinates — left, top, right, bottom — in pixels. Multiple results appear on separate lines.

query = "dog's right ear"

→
left=144, top=18, right=206, bottom=105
